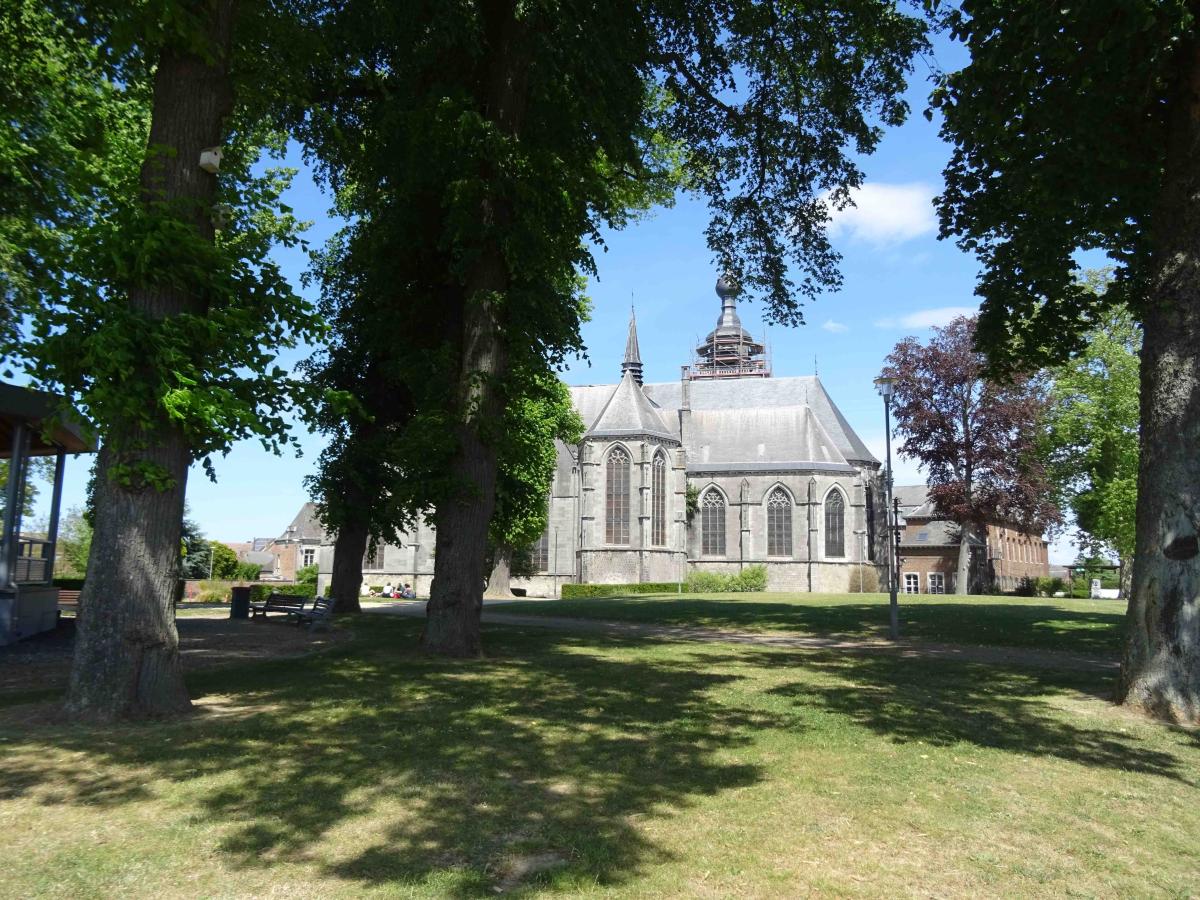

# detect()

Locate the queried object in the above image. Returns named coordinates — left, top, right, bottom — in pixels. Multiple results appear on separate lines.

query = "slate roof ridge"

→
left=586, top=370, right=676, bottom=440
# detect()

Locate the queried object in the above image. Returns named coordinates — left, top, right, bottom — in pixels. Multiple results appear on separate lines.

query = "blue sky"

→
left=32, top=32, right=1081, bottom=563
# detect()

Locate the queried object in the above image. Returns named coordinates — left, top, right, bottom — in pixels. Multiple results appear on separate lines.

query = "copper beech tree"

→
left=882, top=316, right=1060, bottom=595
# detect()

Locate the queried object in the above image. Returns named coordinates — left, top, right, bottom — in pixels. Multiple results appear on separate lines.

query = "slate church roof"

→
left=570, top=280, right=878, bottom=475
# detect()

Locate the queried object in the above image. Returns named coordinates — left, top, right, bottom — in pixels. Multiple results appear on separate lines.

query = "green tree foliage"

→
left=287, top=0, right=929, bottom=655
left=54, top=506, right=92, bottom=579
left=234, top=561, right=261, bottom=581
left=209, top=541, right=239, bottom=580
left=490, top=374, right=583, bottom=553
left=295, top=563, right=318, bottom=585
left=179, top=509, right=210, bottom=579
left=1042, top=287, right=1140, bottom=563
left=929, top=1, right=1200, bottom=721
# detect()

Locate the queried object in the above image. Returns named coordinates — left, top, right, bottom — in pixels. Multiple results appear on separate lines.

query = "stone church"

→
left=318, top=276, right=887, bottom=597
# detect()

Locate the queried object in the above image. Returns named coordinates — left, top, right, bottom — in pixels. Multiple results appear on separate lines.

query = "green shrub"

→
left=846, top=564, right=881, bottom=593
left=560, top=582, right=679, bottom=600
left=684, top=565, right=769, bottom=593
left=295, top=564, right=318, bottom=585
left=195, top=588, right=228, bottom=603
left=730, top=565, right=768, bottom=592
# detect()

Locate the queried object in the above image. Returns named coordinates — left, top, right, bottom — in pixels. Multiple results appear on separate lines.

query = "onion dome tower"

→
left=689, top=275, right=770, bottom=379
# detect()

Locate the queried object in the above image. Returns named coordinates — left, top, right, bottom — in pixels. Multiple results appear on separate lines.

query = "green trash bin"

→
left=230, top=585, right=251, bottom=619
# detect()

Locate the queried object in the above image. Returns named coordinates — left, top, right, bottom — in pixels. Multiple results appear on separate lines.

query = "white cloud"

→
left=821, top=319, right=848, bottom=333
left=874, top=306, right=977, bottom=330
left=826, top=182, right=938, bottom=247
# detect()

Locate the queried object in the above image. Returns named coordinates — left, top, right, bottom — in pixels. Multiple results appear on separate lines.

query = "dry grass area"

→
left=0, top=614, right=1197, bottom=898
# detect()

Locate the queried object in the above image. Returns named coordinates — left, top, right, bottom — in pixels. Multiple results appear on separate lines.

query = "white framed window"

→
left=928, top=572, right=945, bottom=594
left=903, top=572, right=920, bottom=594
left=302, top=548, right=315, bottom=568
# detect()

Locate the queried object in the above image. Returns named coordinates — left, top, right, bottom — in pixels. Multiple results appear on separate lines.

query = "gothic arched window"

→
left=605, top=447, right=631, bottom=544
left=766, top=488, right=792, bottom=556
left=701, top=488, right=726, bottom=556
left=825, top=488, right=846, bottom=557
left=651, top=452, right=667, bottom=547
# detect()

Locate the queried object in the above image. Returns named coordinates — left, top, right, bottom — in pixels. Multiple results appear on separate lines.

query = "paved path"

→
left=364, top=601, right=1119, bottom=673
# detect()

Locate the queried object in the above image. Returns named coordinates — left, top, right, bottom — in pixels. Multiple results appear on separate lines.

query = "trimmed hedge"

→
left=561, top=582, right=680, bottom=600
left=248, top=583, right=317, bottom=604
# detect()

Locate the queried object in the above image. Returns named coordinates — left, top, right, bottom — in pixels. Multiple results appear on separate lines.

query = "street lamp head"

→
left=873, top=375, right=895, bottom=399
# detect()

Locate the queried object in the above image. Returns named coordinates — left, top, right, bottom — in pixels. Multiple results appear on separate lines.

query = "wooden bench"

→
left=251, top=592, right=309, bottom=620
left=294, top=594, right=335, bottom=628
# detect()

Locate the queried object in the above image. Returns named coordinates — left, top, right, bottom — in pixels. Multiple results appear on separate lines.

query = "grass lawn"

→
left=503, top=592, right=1127, bottom=657
left=2, top=614, right=1197, bottom=897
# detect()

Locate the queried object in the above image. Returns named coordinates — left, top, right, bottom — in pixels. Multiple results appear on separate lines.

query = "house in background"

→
left=260, top=503, right=325, bottom=582
left=894, top=485, right=1050, bottom=594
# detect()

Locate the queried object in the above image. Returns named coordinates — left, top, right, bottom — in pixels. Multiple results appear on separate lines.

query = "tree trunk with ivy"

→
left=422, top=6, right=527, bottom=657
left=64, top=0, right=236, bottom=722
left=1118, top=31, right=1200, bottom=722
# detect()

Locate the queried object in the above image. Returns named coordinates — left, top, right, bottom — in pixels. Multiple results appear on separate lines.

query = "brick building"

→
left=894, top=485, right=1049, bottom=594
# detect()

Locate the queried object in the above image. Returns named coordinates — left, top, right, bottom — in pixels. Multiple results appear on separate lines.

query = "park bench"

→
left=294, top=594, right=335, bottom=629
left=251, top=592, right=309, bottom=620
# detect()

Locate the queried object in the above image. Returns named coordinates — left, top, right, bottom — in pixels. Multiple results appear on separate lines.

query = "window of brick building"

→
left=302, top=548, right=315, bottom=568
left=928, top=572, right=945, bottom=594
left=904, top=572, right=919, bottom=594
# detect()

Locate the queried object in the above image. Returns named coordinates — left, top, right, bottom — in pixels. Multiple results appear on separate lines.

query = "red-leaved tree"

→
left=882, top=317, right=1060, bottom=594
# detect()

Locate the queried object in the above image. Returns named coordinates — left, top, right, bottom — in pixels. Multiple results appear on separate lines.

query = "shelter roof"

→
left=0, top=383, right=94, bottom=457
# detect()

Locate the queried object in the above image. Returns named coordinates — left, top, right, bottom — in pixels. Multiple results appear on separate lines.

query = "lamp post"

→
left=874, top=375, right=900, bottom=640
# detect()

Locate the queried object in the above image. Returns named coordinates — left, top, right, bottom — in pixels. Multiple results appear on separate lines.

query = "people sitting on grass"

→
left=400, top=583, right=415, bottom=599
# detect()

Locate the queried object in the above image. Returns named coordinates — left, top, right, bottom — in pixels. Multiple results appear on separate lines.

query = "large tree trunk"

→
left=64, top=1, right=236, bottom=722
left=955, top=525, right=972, bottom=595
left=421, top=3, right=527, bottom=657
left=484, top=546, right=514, bottom=599
left=330, top=516, right=367, bottom=614
left=1117, top=32, right=1200, bottom=724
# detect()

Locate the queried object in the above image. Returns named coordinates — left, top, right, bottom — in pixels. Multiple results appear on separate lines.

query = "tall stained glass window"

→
left=606, top=447, right=631, bottom=544
left=652, top=453, right=667, bottom=546
left=766, top=488, right=792, bottom=556
left=701, top=488, right=726, bottom=556
left=825, top=489, right=846, bottom=557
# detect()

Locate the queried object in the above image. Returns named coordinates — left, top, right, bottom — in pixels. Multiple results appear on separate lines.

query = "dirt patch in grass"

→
left=0, top=616, right=349, bottom=698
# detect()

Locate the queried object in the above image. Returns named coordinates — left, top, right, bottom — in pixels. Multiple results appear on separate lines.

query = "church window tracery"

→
left=825, top=488, right=846, bottom=557
left=606, top=447, right=631, bottom=544
left=767, top=488, right=792, bottom=556
left=652, top=452, right=667, bottom=546
left=701, top=488, right=726, bottom=556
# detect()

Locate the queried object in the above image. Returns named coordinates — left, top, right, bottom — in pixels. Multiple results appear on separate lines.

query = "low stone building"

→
left=317, top=276, right=889, bottom=597
left=894, top=485, right=1050, bottom=594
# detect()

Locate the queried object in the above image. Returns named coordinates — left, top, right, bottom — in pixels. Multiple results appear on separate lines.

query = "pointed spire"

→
left=621, top=307, right=643, bottom=385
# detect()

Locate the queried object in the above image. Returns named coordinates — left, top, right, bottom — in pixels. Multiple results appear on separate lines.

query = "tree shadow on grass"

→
left=754, top=649, right=1196, bottom=784
left=0, top=619, right=770, bottom=896
left=521, top=597, right=1126, bottom=656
